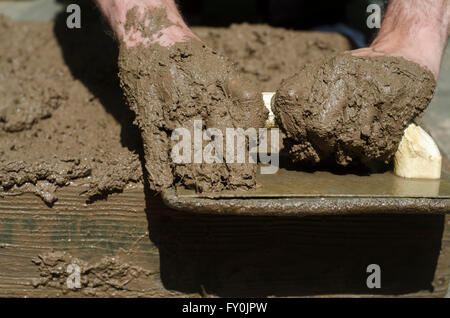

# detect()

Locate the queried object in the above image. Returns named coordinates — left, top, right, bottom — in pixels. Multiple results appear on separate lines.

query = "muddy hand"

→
left=96, top=0, right=267, bottom=191
left=118, top=43, right=266, bottom=192
left=95, top=0, right=200, bottom=47
left=274, top=53, right=435, bottom=167
left=273, top=0, right=447, bottom=167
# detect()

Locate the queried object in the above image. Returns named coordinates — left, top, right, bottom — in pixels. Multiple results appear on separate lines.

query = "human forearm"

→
left=374, top=0, right=448, bottom=48
left=371, top=0, right=449, bottom=78
left=94, top=0, right=198, bottom=47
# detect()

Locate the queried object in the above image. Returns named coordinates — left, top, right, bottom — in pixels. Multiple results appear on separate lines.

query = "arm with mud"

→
left=95, top=0, right=267, bottom=192
left=352, top=0, right=450, bottom=79
left=273, top=0, right=448, bottom=168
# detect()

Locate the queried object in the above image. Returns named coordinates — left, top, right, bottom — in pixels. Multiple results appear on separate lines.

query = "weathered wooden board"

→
left=0, top=186, right=190, bottom=297
left=0, top=185, right=448, bottom=297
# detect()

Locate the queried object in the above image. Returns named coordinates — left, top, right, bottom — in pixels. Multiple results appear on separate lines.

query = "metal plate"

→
left=162, top=167, right=450, bottom=216
left=176, top=168, right=450, bottom=199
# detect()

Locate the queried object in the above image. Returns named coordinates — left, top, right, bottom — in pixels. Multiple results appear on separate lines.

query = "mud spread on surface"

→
left=0, top=13, right=350, bottom=203
left=0, top=15, right=142, bottom=204
left=195, top=24, right=351, bottom=92
left=273, top=53, right=436, bottom=167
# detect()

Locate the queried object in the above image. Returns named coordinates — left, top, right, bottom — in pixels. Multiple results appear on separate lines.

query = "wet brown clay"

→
left=194, top=24, right=351, bottom=91
left=0, top=14, right=142, bottom=204
left=4, top=11, right=426, bottom=203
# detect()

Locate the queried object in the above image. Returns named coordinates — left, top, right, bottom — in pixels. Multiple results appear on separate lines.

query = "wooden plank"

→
left=0, top=186, right=192, bottom=297
left=0, top=185, right=449, bottom=297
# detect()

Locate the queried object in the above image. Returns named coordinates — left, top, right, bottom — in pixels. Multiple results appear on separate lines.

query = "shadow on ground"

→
left=53, top=0, right=142, bottom=155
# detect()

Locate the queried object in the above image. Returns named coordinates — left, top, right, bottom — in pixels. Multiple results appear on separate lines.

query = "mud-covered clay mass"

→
left=273, top=53, right=436, bottom=166
left=0, top=12, right=350, bottom=203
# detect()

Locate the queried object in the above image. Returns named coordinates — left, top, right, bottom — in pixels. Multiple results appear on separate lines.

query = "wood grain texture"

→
left=0, top=186, right=186, bottom=297
left=0, top=185, right=448, bottom=297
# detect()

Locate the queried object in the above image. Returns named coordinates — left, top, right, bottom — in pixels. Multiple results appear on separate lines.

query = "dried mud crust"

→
left=273, top=53, right=436, bottom=166
left=118, top=41, right=267, bottom=192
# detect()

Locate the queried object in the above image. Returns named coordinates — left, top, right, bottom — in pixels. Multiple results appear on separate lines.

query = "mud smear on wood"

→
left=274, top=53, right=436, bottom=167
left=31, top=251, right=157, bottom=297
left=0, top=13, right=350, bottom=203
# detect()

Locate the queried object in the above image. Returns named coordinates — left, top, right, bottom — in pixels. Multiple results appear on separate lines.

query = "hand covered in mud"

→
left=273, top=53, right=435, bottom=167
left=96, top=1, right=267, bottom=192
left=118, top=40, right=267, bottom=192
left=273, top=0, right=448, bottom=167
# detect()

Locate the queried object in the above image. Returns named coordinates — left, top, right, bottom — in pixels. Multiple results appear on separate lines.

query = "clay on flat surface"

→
left=0, top=17, right=67, bottom=133
left=273, top=53, right=436, bottom=167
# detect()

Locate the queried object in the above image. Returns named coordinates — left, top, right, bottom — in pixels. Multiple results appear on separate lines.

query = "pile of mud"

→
left=0, top=14, right=351, bottom=203
left=195, top=24, right=350, bottom=91
left=0, top=15, right=142, bottom=204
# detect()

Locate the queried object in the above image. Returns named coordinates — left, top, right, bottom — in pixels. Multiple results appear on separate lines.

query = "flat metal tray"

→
left=161, top=168, right=450, bottom=216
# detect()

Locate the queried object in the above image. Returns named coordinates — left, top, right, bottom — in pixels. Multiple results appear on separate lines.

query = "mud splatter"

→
left=31, top=251, right=156, bottom=297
